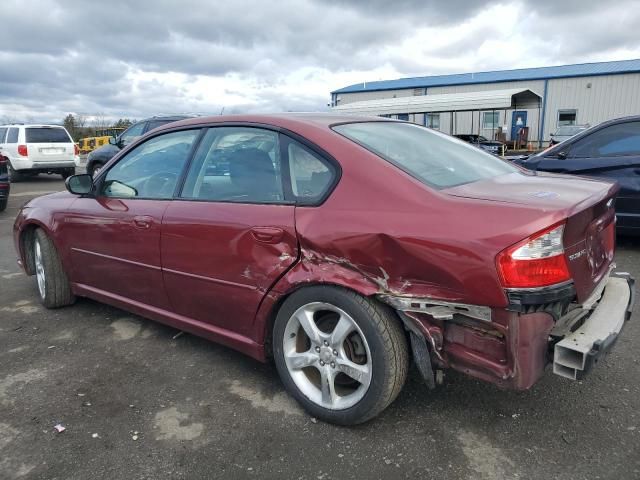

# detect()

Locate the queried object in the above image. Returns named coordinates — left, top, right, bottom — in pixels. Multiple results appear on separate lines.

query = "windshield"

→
left=333, top=121, right=517, bottom=189
left=26, top=127, right=72, bottom=143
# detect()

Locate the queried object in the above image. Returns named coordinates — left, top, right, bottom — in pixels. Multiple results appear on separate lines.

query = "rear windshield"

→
left=26, top=127, right=72, bottom=143
left=333, top=121, right=516, bottom=189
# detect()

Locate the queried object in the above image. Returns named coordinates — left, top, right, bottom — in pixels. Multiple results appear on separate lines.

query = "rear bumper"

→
left=553, top=274, right=634, bottom=380
left=11, top=158, right=76, bottom=171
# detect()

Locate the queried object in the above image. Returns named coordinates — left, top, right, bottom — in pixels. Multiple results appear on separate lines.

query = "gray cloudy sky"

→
left=1, top=0, right=639, bottom=124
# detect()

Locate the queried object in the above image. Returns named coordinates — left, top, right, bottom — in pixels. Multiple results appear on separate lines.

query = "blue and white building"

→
left=331, top=59, right=640, bottom=146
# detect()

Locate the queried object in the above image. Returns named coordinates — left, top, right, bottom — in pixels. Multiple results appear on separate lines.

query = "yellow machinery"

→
left=78, top=128, right=126, bottom=154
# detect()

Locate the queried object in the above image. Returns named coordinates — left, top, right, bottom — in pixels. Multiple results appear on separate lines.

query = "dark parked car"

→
left=549, top=125, right=588, bottom=146
left=86, top=115, right=194, bottom=176
left=14, top=114, right=633, bottom=424
left=0, top=153, right=9, bottom=212
left=514, top=116, right=640, bottom=234
left=454, top=134, right=505, bottom=155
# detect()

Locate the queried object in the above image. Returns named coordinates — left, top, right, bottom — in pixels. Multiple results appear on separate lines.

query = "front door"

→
left=60, top=128, right=201, bottom=308
left=161, top=126, right=298, bottom=339
left=511, top=111, right=527, bottom=141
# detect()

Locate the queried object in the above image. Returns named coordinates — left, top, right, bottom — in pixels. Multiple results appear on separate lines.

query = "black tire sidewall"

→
left=273, top=286, right=396, bottom=425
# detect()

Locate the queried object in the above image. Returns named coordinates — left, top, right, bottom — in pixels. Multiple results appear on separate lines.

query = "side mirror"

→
left=65, top=174, right=94, bottom=196
left=557, top=151, right=568, bottom=159
left=108, top=137, right=117, bottom=145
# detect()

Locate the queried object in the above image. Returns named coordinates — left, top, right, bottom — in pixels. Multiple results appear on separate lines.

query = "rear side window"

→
left=333, top=122, right=516, bottom=189
left=181, top=127, right=284, bottom=204
left=570, top=122, right=640, bottom=158
left=6, top=128, right=19, bottom=143
left=26, top=127, right=72, bottom=143
left=286, top=140, right=336, bottom=203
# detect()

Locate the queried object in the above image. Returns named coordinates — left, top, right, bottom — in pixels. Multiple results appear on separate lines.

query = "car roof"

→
left=155, top=113, right=392, bottom=132
left=0, top=124, right=67, bottom=128
left=140, top=114, right=196, bottom=122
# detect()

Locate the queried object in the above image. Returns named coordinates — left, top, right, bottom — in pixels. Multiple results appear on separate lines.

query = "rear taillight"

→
left=497, top=223, right=571, bottom=288
left=74, top=144, right=79, bottom=155
left=0, top=155, right=6, bottom=165
left=18, top=145, right=28, bottom=156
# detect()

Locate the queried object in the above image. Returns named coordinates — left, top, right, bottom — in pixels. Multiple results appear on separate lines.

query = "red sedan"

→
left=13, top=114, right=634, bottom=424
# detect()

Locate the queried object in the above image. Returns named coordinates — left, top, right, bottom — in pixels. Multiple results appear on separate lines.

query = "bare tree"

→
left=91, top=113, right=110, bottom=132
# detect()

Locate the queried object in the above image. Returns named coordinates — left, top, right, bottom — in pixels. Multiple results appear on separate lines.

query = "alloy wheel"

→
left=282, top=302, right=372, bottom=410
left=34, top=239, right=46, bottom=299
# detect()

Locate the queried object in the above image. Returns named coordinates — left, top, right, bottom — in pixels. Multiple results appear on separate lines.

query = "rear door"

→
left=535, top=121, right=640, bottom=231
left=25, top=127, right=75, bottom=163
left=161, top=126, right=298, bottom=339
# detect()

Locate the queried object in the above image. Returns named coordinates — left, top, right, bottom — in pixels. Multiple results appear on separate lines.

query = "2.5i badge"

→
left=569, top=249, right=587, bottom=261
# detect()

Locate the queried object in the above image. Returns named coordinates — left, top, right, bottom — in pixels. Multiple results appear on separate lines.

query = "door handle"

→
left=251, top=226, right=284, bottom=244
left=133, top=215, right=153, bottom=229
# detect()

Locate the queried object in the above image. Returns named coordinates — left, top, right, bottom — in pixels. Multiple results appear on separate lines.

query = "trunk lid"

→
left=445, top=171, right=619, bottom=302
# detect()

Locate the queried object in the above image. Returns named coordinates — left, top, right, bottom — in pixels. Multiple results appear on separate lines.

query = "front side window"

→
left=333, top=121, right=517, bottom=189
left=102, top=129, right=198, bottom=199
left=558, top=109, right=577, bottom=127
left=181, top=127, right=284, bottom=203
left=482, top=112, right=499, bottom=129
left=570, top=122, right=640, bottom=158
left=425, top=113, right=440, bottom=129
left=6, top=128, right=18, bottom=143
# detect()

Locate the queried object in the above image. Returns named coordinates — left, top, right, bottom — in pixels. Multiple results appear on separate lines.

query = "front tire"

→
left=8, top=164, right=23, bottom=182
left=60, top=168, right=74, bottom=180
left=33, top=229, right=75, bottom=308
left=89, top=162, right=104, bottom=177
left=273, top=286, right=408, bottom=425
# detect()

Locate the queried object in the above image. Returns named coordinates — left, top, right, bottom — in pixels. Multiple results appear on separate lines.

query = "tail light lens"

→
left=497, top=223, right=571, bottom=288
left=74, top=144, right=79, bottom=155
left=18, top=145, right=28, bottom=156
left=0, top=155, right=6, bottom=165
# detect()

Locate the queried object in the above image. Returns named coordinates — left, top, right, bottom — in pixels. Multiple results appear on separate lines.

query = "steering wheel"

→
left=142, top=172, right=178, bottom=197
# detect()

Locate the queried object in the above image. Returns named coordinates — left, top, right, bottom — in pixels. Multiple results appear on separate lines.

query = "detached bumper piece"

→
left=553, top=275, right=634, bottom=380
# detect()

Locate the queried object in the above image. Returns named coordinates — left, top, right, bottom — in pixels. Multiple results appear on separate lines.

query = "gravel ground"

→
left=1, top=175, right=639, bottom=480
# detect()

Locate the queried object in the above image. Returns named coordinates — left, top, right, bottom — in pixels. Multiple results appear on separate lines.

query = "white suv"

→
left=0, top=124, right=78, bottom=181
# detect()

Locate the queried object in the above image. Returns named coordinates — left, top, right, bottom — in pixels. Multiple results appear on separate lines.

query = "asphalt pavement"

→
left=0, top=175, right=639, bottom=480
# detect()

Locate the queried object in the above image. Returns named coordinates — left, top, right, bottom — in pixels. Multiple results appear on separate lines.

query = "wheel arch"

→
left=18, top=221, right=61, bottom=276
left=255, top=260, right=398, bottom=359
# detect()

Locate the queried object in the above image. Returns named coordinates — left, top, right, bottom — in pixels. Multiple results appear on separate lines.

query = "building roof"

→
left=332, top=88, right=541, bottom=115
left=332, top=58, right=640, bottom=94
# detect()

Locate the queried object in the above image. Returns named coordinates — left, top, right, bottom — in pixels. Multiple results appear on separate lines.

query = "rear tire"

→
left=0, top=198, right=7, bottom=212
left=273, top=285, right=408, bottom=425
left=60, top=168, right=74, bottom=180
left=33, top=228, right=75, bottom=308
